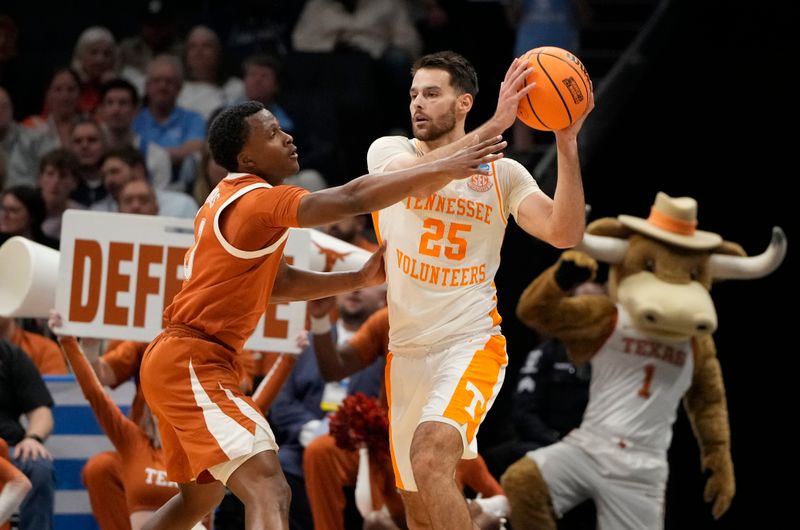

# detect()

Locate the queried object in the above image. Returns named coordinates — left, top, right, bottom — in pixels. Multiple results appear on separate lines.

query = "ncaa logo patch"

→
left=468, top=164, right=493, bottom=192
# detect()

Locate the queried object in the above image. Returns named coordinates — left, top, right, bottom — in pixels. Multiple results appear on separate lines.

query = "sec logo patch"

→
left=468, top=174, right=493, bottom=192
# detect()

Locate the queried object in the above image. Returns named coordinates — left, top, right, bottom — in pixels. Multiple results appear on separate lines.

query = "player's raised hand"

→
left=435, top=135, right=506, bottom=180
left=492, top=58, right=536, bottom=132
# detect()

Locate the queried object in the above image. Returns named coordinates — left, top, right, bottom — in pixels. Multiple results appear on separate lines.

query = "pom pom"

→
left=329, top=392, right=390, bottom=464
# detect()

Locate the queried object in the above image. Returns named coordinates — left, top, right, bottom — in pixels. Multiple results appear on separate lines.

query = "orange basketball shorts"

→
left=140, top=326, right=277, bottom=484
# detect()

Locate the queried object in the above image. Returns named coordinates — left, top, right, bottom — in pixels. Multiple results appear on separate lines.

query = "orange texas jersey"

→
left=166, top=173, right=308, bottom=352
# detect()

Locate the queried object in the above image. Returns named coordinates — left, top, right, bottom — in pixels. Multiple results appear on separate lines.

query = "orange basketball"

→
left=516, top=47, right=592, bottom=131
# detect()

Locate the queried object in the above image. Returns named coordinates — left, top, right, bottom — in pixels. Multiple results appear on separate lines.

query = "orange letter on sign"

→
left=134, top=245, right=164, bottom=327
left=104, top=242, right=134, bottom=326
left=69, top=239, right=103, bottom=322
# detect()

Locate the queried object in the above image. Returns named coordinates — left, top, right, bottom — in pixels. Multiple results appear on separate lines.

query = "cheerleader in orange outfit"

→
left=48, top=312, right=209, bottom=530
left=1, top=439, right=32, bottom=530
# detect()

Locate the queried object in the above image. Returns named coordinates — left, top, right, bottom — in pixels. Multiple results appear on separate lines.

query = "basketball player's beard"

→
left=413, top=106, right=457, bottom=142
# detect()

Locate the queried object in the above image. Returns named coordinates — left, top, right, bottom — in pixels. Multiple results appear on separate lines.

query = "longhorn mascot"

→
left=500, top=192, right=786, bottom=529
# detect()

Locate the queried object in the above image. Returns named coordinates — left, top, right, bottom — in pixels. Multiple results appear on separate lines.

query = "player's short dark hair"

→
left=99, top=78, right=139, bottom=106
left=412, top=51, right=479, bottom=97
left=208, top=101, right=265, bottom=172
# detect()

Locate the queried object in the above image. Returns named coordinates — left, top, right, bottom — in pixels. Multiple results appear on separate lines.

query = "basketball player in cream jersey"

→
left=363, top=51, right=594, bottom=529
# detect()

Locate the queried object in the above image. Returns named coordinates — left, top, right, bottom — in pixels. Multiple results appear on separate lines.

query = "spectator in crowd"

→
left=97, top=78, right=172, bottom=190
left=179, top=26, right=245, bottom=120
left=71, top=26, right=118, bottom=114
left=7, top=68, right=83, bottom=187
left=133, top=55, right=206, bottom=191
left=0, top=87, right=24, bottom=185
left=0, top=316, right=66, bottom=376
left=37, top=148, right=83, bottom=240
left=292, top=0, right=422, bottom=136
left=91, top=145, right=197, bottom=218
left=239, top=54, right=293, bottom=133
left=68, top=119, right=109, bottom=207
left=0, top=185, right=57, bottom=248
left=0, top=438, right=32, bottom=530
left=0, top=339, right=56, bottom=530
left=270, top=286, right=388, bottom=530
left=119, top=1, right=183, bottom=94
left=117, top=179, right=159, bottom=216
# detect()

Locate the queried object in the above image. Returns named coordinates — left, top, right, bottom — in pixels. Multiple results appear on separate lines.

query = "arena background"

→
left=2, top=0, right=793, bottom=528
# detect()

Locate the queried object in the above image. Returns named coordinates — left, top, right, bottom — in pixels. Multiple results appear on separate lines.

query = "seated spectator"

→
left=0, top=316, right=66, bottom=375
left=239, top=54, right=293, bottom=134
left=0, top=339, right=56, bottom=530
left=36, top=148, right=84, bottom=240
left=92, top=145, right=197, bottom=218
left=0, top=87, right=25, bottom=185
left=0, top=439, right=32, bottom=530
left=71, top=26, right=118, bottom=114
left=47, top=314, right=212, bottom=530
left=68, top=119, right=109, bottom=207
left=179, top=26, right=244, bottom=120
left=97, top=78, right=172, bottom=190
left=118, top=2, right=183, bottom=94
left=133, top=55, right=205, bottom=191
left=117, top=179, right=158, bottom=216
left=270, top=286, right=387, bottom=530
left=0, top=185, right=57, bottom=248
left=7, top=68, right=82, bottom=187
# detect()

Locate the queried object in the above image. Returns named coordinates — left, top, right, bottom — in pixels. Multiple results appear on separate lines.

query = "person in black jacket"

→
left=0, top=339, right=55, bottom=530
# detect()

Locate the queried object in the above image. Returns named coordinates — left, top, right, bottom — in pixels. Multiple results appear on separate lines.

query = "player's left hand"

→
left=703, top=450, right=735, bottom=519
left=358, top=241, right=387, bottom=287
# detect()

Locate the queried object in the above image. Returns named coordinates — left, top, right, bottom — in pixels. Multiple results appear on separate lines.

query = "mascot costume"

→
left=501, top=192, right=786, bottom=529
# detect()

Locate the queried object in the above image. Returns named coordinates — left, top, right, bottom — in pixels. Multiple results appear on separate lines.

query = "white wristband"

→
left=309, top=315, right=333, bottom=335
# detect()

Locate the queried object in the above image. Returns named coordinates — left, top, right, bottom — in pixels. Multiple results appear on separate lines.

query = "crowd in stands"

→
left=1, top=1, right=590, bottom=528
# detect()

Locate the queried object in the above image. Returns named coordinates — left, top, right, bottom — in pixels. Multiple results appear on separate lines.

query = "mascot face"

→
left=612, top=235, right=717, bottom=343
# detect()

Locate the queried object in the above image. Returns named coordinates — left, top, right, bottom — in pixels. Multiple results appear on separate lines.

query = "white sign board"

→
left=55, top=210, right=310, bottom=352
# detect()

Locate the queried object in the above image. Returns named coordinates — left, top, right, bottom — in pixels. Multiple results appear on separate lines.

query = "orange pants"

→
left=82, top=451, right=131, bottom=530
left=304, top=435, right=400, bottom=530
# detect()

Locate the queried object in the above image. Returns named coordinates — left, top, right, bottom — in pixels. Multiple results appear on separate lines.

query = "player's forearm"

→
left=271, top=266, right=374, bottom=303
left=297, top=163, right=450, bottom=227
left=385, top=122, right=505, bottom=172
left=548, top=137, right=585, bottom=248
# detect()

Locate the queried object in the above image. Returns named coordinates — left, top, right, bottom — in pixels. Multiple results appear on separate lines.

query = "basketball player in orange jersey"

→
left=364, top=51, right=594, bottom=529
left=137, top=100, right=506, bottom=530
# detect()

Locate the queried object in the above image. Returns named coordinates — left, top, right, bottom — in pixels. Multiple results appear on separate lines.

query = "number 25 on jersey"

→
left=419, top=218, right=472, bottom=260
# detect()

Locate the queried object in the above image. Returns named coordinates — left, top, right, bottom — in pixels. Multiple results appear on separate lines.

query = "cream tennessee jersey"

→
left=367, top=136, right=541, bottom=356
